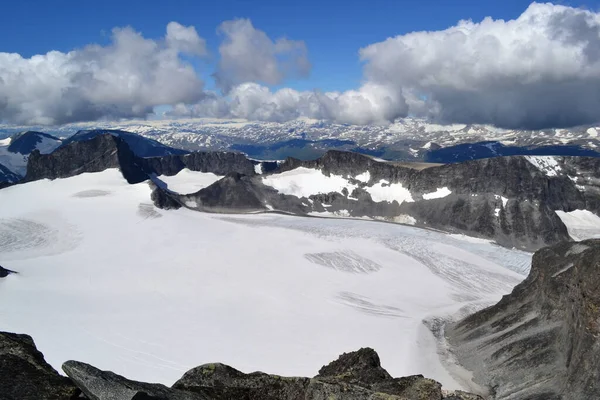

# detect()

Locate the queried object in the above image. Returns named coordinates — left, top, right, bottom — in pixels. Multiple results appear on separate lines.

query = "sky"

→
left=1, top=0, right=600, bottom=128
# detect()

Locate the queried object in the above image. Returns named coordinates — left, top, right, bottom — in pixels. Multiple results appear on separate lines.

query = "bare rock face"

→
left=171, top=347, right=478, bottom=400
left=62, top=361, right=207, bottom=400
left=25, top=134, right=148, bottom=184
left=0, top=265, right=17, bottom=277
left=447, top=239, right=600, bottom=400
left=0, top=332, right=79, bottom=400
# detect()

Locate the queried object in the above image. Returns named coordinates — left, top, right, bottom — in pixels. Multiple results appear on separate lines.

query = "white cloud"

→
left=359, top=2, right=600, bottom=129
left=165, top=22, right=207, bottom=56
left=0, top=23, right=206, bottom=125
left=214, top=19, right=311, bottom=91
left=169, top=82, right=407, bottom=125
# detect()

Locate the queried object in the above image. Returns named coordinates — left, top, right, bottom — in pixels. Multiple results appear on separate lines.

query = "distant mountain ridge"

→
left=15, top=130, right=600, bottom=251
left=2, top=118, right=600, bottom=164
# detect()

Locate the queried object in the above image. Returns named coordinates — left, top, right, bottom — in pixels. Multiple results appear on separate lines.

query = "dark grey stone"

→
left=447, top=239, right=600, bottom=400
left=0, top=331, right=80, bottom=400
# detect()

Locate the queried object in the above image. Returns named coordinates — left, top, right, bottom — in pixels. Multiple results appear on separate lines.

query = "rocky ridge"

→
left=446, top=239, right=600, bottom=400
left=0, top=331, right=480, bottom=400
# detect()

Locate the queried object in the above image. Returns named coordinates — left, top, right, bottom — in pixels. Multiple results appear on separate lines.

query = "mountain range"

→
left=1, top=118, right=600, bottom=169
left=7, top=128, right=599, bottom=251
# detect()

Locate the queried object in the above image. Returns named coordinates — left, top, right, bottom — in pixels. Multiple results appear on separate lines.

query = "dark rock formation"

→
left=150, top=182, right=183, bottom=211
left=23, top=133, right=257, bottom=187
left=141, top=152, right=256, bottom=177
left=447, top=239, right=600, bottom=400
left=0, top=265, right=17, bottom=277
left=25, top=134, right=148, bottom=184
left=60, top=129, right=187, bottom=158
left=63, top=361, right=206, bottom=400
left=179, top=173, right=266, bottom=213
left=0, top=332, right=79, bottom=400
left=173, top=347, right=481, bottom=400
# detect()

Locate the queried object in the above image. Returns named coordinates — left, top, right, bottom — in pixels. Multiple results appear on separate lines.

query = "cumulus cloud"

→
left=214, top=19, right=311, bottom=91
left=174, top=3, right=600, bottom=128
left=169, top=82, right=407, bottom=125
left=359, top=2, right=600, bottom=129
left=0, top=23, right=206, bottom=125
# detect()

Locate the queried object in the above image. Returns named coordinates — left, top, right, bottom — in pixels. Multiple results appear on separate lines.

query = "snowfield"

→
left=555, top=209, right=600, bottom=241
left=0, top=170, right=531, bottom=392
left=158, top=169, right=222, bottom=194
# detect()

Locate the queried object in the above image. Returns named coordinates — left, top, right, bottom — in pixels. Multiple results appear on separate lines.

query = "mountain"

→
left=0, top=131, right=62, bottom=182
left=424, top=141, right=600, bottom=163
left=447, top=239, right=600, bottom=400
left=3, top=118, right=600, bottom=162
left=159, top=151, right=600, bottom=251
left=17, top=131, right=600, bottom=251
left=60, top=129, right=189, bottom=158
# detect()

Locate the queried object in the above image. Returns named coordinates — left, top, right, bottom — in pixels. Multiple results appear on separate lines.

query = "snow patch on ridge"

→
left=355, top=170, right=371, bottom=183
left=159, top=169, right=222, bottom=194
left=366, top=180, right=414, bottom=204
left=423, top=187, right=452, bottom=200
left=555, top=209, right=600, bottom=241
left=262, top=167, right=356, bottom=198
left=525, top=156, right=562, bottom=177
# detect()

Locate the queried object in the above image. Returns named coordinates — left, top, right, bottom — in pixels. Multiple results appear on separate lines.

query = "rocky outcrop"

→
left=23, top=133, right=257, bottom=187
left=60, top=129, right=187, bottom=158
left=63, top=361, right=206, bottom=400
left=141, top=152, right=256, bottom=177
left=0, top=332, right=79, bottom=400
left=25, top=134, right=148, bottom=184
left=446, top=239, right=600, bottom=400
left=0, top=265, right=17, bottom=277
left=58, top=347, right=481, bottom=400
left=179, top=173, right=267, bottom=213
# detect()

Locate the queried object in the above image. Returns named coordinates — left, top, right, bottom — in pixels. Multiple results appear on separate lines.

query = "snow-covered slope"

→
left=158, top=169, right=223, bottom=194
left=0, top=170, right=530, bottom=392
left=555, top=210, right=600, bottom=241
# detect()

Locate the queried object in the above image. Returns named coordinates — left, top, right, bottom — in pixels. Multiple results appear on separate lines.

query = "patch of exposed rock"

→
left=0, top=332, right=79, bottom=400
left=0, top=265, right=17, bottom=277
left=447, top=239, right=600, bottom=399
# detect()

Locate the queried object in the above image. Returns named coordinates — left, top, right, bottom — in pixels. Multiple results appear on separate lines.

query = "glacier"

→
left=0, top=169, right=531, bottom=392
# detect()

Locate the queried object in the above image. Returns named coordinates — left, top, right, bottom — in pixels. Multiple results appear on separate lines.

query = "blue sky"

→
left=1, top=0, right=597, bottom=92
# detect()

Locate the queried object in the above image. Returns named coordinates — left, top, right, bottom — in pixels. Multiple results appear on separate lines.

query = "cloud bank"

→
left=3, top=3, right=600, bottom=128
left=0, top=23, right=206, bottom=125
